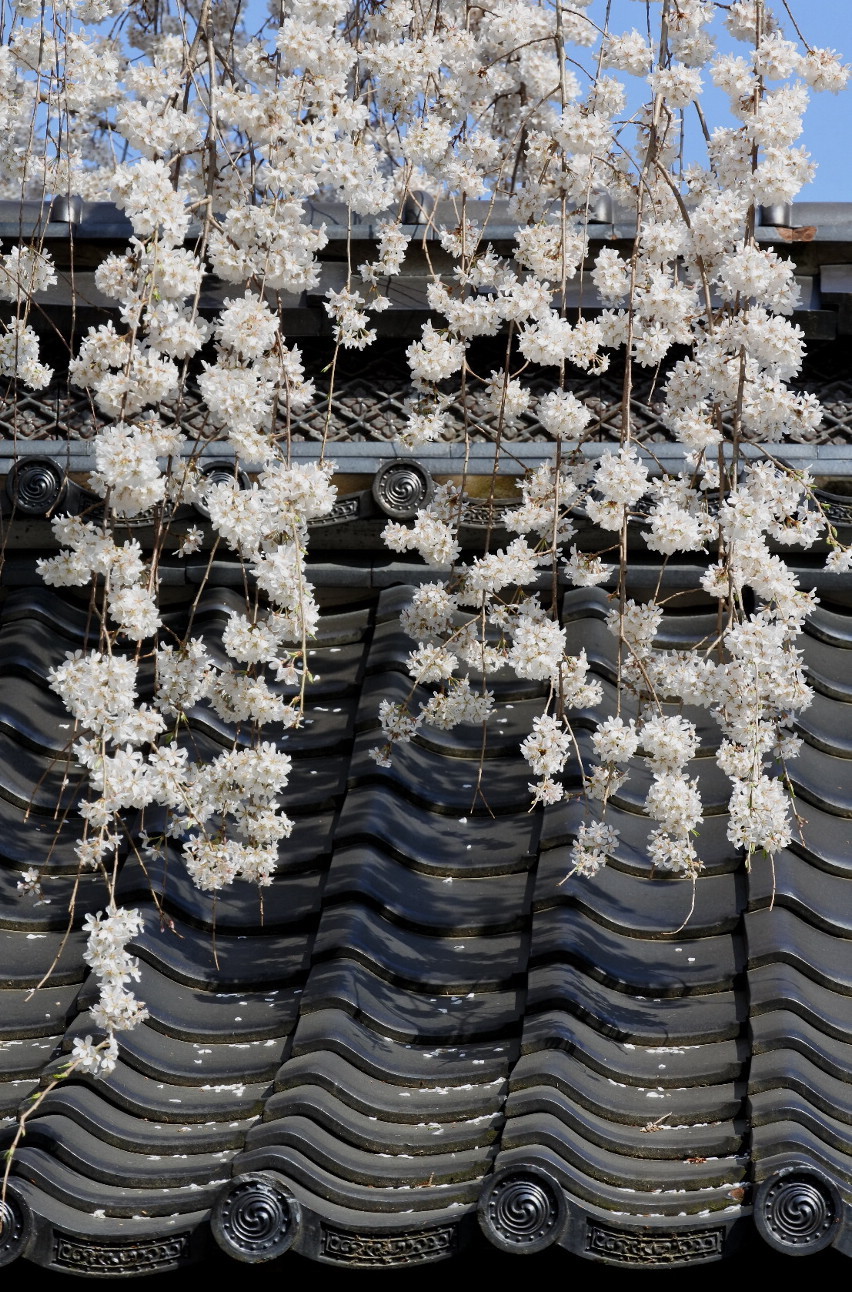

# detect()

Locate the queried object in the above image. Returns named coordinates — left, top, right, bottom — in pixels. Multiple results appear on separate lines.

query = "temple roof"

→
left=0, top=558, right=851, bottom=1273
left=2, top=204, right=852, bottom=1275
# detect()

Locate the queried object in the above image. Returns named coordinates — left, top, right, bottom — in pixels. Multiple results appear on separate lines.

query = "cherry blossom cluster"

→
left=72, top=906, right=148, bottom=1078
left=2, top=0, right=850, bottom=1076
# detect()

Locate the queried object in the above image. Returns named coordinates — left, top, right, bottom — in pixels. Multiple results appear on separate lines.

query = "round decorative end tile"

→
left=372, top=460, right=434, bottom=519
left=478, top=1166, right=567, bottom=1254
left=0, top=1185, right=33, bottom=1267
left=755, top=1168, right=841, bottom=1255
left=211, top=1172, right=301, bottom=1262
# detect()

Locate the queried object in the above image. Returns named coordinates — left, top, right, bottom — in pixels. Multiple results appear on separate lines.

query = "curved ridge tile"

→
left=607, top=753, right=731, bottom=816
left=786, top=794, right=852, bottom=872
left=501, top=1096, right=742, bottom=1163
left=323, top=845, right=530, bottom=933
left=0, top=677, right=79, bottom=757
left=198, top=650, right=364, bottom=704
left=185, top=696, right=355, bottom=755
left=650, top=610, right=722, bottom=650
left=540, top=796, right=736, bottom=870
left=0, top=927, right=87, bottom=988
left=189, top=589, right=373, bottom=648
left=336, top=787, right=539, bottom=873
left=531, top=908, right=741, bottom=995
left=803, top=603, right=852, bottom=648
left=520, top=1010, right=744, bottom=1087
left=0, top=987, right=77, bottom=1040
left=0, top=1035, right=62, bottom=1080
left=312, top=904, right=526, bottom=992
left=0, top=809, right=86, bottom=873
left=0, top=620, right=92, bottom=686
left=563, top=616, right=620, bottom=684
left=43, top=1057, right=267, bottom=1124
left=174, top=728, right=347, bottom=810
left=116, top=854, right=326, bottom=932
left=0, top=734, right=81, bottom=816
left=356, top=676, right=549, bottom=756
left=21, top=1115, right=237, bottom=1189
left=748, top=850, right=852, bottom=935
left=751, top=1010, right=852, bottom=1085
left=538, top=861, right=741, bottom=939
left=1, top=588, right=98, bottom=638
left=796, top=691, right=852, bottom=757
left=783, top=741, right=852, bottom=816
left=249, top=1086, right=501, bottom=1156
left=31, top=1082, right=248, bottom=1153
left=348, top=732, right=539, bottom=813
left=748, top=1122, right=852, bottom=1190
left=563, top=609, right=724, bottom=687
left=0, top=873, right=108, bottom=934
left=236, top=1143, right=482, bottom=1213
left=749, top=1049, right=852, bottom=1123
left=749, top=1094, right=852, bottom=1158
left=128, top=916, right=312, bottom=990
left=801, top=633, right=852, bottom=700
left=489, top=1143, right=747, bottom=1218
left=66, top=1014, right=286, bottom=1087
left=267, top=1050, right=505, bottom=1121
left=749, top=964, right=852, bottom=1042
left=526, top=965, right=744, bottom=1044
left=299, top=958, right=522, bottom=1043
left=746, top=906, right=852, bottom=991
left=128, top=963, right=302, bottom=1042
left=12, top=1145, right=227, bottom=1218
left=499, top=1112, right=746, bottom=1192
left=560, top=587, right=612, bottom=622
left=510, top=1049, right=741, bottom=1124
left=290, top=1009, right=514, bottom=1085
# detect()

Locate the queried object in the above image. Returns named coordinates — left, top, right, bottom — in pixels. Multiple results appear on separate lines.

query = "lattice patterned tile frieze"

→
left=4, top=342, right=852, bottom=445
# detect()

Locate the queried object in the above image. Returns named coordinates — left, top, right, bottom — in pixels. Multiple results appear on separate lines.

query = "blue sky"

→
left=240, top=0, right=852, bottom=202
left=605, top=0, right=852, bottom=202
left=763, top=2, right=852, bottom=200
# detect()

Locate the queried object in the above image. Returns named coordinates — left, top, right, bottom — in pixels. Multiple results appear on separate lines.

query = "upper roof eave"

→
left=6, top=198, right=852, bottom=247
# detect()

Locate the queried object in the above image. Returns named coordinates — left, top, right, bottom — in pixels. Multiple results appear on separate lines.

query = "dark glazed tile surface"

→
left=2, top=579, right=852, bottom=1268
